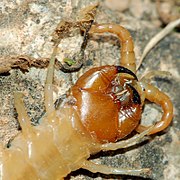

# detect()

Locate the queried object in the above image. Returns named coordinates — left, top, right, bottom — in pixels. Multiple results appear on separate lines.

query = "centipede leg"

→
left=89, top=24, right=136, bottom=73
left=82, top=160, right=150, bottom=176
left=14, top=92, right=34, bottom=136
left=100, top=125, right=154, bottom=151
left=44, top=45, right=58, bottom=114
left=136, top=82, right=173, bottom=134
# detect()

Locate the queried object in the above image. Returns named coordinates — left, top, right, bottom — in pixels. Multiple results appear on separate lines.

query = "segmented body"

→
left=0, top=22, right=173, bottom=179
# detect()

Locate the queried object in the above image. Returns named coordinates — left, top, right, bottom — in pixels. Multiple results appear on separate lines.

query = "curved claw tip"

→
left=116, top=66, right=138, bottom=80
left=127, top=84, right=141, bottom=104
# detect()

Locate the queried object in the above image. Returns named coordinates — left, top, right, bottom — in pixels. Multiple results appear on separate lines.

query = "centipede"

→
left=0, top=6, right=173, bottom=180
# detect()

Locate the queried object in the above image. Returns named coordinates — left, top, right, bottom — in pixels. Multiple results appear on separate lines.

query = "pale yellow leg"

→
left=100, top=125, right=154, bottom=151
left=140, top=70, right=171, bottom=83
left=44, top=45, right=59, bottom=114
left=82, top=160, right=150, bottom=176
left=82, top=127, right=154, bottom=177
left=14, top=92, right=34, bottom=137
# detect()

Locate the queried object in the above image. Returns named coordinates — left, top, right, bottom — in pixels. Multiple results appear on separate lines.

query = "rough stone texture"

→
left=0, top=0, right=179, bottom=180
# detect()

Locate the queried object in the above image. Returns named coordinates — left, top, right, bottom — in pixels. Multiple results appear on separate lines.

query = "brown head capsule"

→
left=71, top=65, right=142, bottom=143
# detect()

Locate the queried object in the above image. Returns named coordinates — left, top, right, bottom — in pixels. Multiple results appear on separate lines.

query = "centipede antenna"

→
left=82, top=160, right=150, bottom=176
left=44, top=44, right=59, bottom=114
left=14, top=92, right=34, bottom=136
left=100, top=125, right=154, bottom=151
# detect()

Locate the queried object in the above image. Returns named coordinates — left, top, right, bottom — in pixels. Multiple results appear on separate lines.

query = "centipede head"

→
left=71, top=65, right=142, bottom=143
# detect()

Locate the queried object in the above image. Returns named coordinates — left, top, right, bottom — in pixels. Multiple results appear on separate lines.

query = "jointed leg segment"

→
left=100, top=125, right=154, bottom=151
left=13, top=45, right=59, bottom=136
left=89, top=24, right=136, bottom=73
left=82, top=160, right=150, bottom=176
left=81, top=126, right=154, bottom=176
left=44, top=45, right=59, bottom=114
left=14, top=92, right=34, bottom=137
left=136, top=82, right=173, bottom=134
